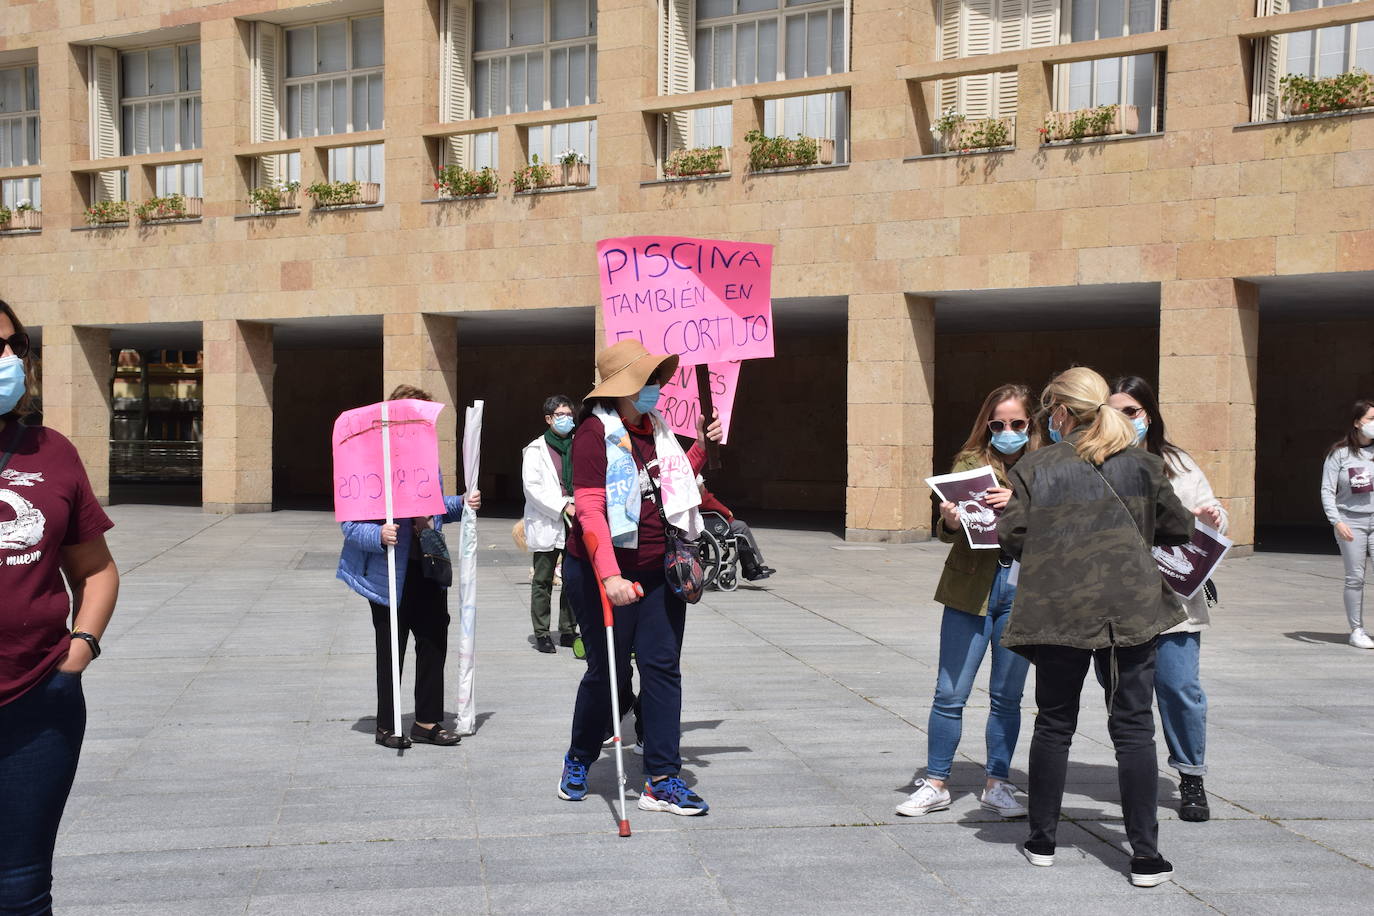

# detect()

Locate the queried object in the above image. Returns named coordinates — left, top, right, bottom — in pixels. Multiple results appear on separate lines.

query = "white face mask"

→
left=1362, top=422, right=1374, bottom=439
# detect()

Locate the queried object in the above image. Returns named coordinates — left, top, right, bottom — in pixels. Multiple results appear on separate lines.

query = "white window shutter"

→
left=88, top=46, right=121, bottom=201
left=1027, top=0, right=1057, bottom=47
left=660, top=0, right=692, bottom=160
left=961, top=0, right=996, bottom=119
left=442, top=0, right=472, bottom=166
left=939, top=0, right=960, bottom=113
left=1252, top=0, right=1287, bottom=121
left=252, top=22, right=283, bottom=185
left=996, top=0, right=1025, bottom=119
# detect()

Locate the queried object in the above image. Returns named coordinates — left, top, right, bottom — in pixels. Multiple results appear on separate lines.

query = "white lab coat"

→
left=522, top=434, right=572, bottom=553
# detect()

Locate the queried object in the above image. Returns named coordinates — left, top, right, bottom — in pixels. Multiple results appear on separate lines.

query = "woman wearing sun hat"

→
left=557, top=340, right=723, bottom=816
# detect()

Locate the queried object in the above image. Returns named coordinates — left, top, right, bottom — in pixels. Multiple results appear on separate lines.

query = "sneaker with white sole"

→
left=1130, top=856, right=1174, bottom=887
left=638, top=776, right=709, bottom=815
left=980, top=781, right=1028, bottom=818
left=1023, top=841, right=1055, bottom=867
left=1350, top=627, right=1374, bottom=649
left=558, top=756, right=588, bottom=801
left=895, top=778, right=952, bottom=817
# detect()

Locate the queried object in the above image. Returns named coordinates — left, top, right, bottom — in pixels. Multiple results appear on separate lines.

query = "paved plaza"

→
left=50, top=505, right=1374, bottom=914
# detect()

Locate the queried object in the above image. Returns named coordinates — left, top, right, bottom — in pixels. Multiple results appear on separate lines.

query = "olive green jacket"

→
left=932, top=454, right=1009, bottom=617
left=998, top=433, right=1194, bottom=655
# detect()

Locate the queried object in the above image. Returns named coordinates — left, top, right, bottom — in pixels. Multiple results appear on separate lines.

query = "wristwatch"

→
left=71, top=629, right=101, bottom=660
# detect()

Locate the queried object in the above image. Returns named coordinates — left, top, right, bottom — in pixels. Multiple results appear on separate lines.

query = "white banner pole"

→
left=455, top=400, right=484, bottom=735
left=381, top=401, right=403, bottom=747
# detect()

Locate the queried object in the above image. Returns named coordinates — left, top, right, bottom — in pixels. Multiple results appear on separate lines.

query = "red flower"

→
left=1338, top=97, right=1347, bottom=104
left=433, top=182, right=440, bottom=190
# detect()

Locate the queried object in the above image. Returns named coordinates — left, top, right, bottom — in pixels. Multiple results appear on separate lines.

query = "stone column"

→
left=383, top=0, right=441, bottom=202
left=846, top=293, right=936, bottom=542
left=383, top=313, right=458, bottom=488
left=37, top=42, right=87, bottom=226
left=203, top=320, right=274, bottom=513
left=41, top=326, right=112, bottom=504
left=199, top=16, right=249, bottom=217
left=1158, top=279, right=1259, bottom=546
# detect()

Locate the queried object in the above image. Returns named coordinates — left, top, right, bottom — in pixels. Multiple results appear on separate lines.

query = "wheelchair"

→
left=697, top=510, right=741, bottom=592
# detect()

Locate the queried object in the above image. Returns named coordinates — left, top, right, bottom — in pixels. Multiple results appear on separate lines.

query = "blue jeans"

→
left=1154, top=631, right=1207, bottom=776
left=0, top=670, right=87, bottom=916
left=926, top=565, right=1029, bottom=782
left=564, top=556, right=687, bottom=778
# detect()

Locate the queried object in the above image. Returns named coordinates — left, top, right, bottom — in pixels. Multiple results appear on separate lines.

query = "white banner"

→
left=454, top=400, right=484, bottom=735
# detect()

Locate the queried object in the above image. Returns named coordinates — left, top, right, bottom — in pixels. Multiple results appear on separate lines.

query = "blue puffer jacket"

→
left=337, top=495, right=466, bottom=605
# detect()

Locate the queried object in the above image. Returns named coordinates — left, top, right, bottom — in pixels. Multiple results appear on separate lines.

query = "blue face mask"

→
left=990, top=429, right=1029, bottom=455
left=551, top=415, right=574, bottom=435
left=1047, top=413, right=1063, bottom=444
left=1131, top=417, right=1148, bottom=445
left=0, top=356, right=25, bottom=416
left=633, top=384, right=661, bottom=415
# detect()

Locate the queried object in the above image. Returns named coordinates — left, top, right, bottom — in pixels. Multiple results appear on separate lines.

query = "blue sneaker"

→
left=638, top=776, right=709, bottom=816
left=558, top=756, right=588, bottom=801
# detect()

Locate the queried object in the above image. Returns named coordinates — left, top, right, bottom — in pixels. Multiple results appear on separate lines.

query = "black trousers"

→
left=369, top=561, right=449, bottom=732
left=1026, top=640, right=1161, bottom=860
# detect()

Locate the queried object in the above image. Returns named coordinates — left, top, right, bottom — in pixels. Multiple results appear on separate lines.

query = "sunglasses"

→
left=0, top=333, right=30, bottom=359
left=987, top=419, right=1029, bottom=434
left=1116, top=405, right=1148, bottom=419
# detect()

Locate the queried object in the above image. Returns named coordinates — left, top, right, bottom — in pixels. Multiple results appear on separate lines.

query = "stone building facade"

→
left=2, top=0, right=1373, bottom=544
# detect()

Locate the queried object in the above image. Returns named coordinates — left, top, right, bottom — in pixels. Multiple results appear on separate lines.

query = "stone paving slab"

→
left=45, top=505, right=1374, bottom=913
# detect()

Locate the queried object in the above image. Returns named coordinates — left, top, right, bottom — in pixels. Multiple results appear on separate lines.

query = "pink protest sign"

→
left=598, top=236, right=774, bottom=367
left=332, top=399, right=448, bottom=523
left=655, top=361, right=740, bottom=444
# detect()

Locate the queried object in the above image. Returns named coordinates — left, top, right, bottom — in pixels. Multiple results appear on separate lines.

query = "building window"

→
left=472, top=0, right=597, bottom=117
left=938, top=1, right=1057, bottom=121
left=328, top=142, right=385, bottom=197
left=0, top=65, right=40, bottom=168
left=1059, top=0, right=1161, bottom=129
left=1, top=176, right=41, bottom=211
left=763, top=90, right=848, bottom=160
left=284, top=16, right=384, bottom=138
left=120, top=43, right=202, bottom=156
left=693, top=0, right=846, bottom=91
left=527, top=118, right=595, bottom=179
left=1282, top=0, right=1374, bottom=78
left=471, top=130, right=499, bottom=169
left=155, top=162, right=203, bottom=198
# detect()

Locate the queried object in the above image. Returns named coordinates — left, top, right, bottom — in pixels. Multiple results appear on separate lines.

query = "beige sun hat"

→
left=585, top=339, right=679, bottom=400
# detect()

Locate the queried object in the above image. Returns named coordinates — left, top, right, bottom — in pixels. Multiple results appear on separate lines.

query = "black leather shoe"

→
left=375, top=728, right=412, bottom=749
left=410, top=723, right=461, bottom=746
left=743, top=566, right=775, bottom=581
left=558, top=632, right=579, bottom=648
left=1179, top=775, right=1209, bottom=822
left=535, top=635, right=556, bottom=654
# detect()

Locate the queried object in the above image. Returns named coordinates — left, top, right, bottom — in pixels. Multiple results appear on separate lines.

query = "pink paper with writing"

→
left=332, top=399, right=448, bottom=522
left=653, top=361, right=740, bottom=445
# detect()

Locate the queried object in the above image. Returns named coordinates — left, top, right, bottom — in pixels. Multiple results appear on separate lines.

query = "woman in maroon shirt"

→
left=0, top=300, right=120, bottom=914
left=558, top=340, right=721, bottom=816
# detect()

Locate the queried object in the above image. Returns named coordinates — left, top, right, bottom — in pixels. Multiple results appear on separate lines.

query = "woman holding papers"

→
left=999, top=367, right=1193, bottom=888
left=557, top=340, right=722, bottom=816
left=897, top=384, right=1042, bottom=820
left=1110, top=376, right=1226, bottom=823
left=1319, top=399, right=1374, bottom=651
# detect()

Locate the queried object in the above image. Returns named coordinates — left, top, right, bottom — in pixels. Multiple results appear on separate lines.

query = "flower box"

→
left=1, top=210, right=41, bottom=231
left=940, top=117, right=1014, bottom=152
left=84, top=200, right=130, bottom=225
left=435, top=166, right=498, bottom=199
left=560, top=162, right=591, bottom=187
left=664, top=146, right=731, bottom=178
left=251, top=188, right=299, bottom=212
left=1042, top=104, right=1139, bottom=142
left=744, top=130, right=836, bottom=171
left=1279, top=70, right=1374, bottom=117
left=814, top=137, right=836, bottom=165
left=349, top=182, right=381, bottom=205
left=137, top=196, right=203, bottom=222
left=306, top=181, right=381, bottom=208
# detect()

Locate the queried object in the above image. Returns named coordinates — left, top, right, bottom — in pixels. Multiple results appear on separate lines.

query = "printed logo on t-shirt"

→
left=0, top=468, right=46, bottom=562
left=1350, top=467, right=1373, bottom=494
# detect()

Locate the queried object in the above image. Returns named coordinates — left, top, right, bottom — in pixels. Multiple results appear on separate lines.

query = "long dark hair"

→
left=1109, top=375, right=1187, bottom=478
left=953, top=383, right=1043, bottom=476
left=0, top=299, right=37, bottom=420
left=1329, top=399, right=1374, bottom=456
left=576, top=397, right=618, bottom=426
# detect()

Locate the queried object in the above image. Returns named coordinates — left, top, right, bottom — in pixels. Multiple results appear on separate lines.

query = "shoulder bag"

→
left=418, top=525, right=453, bottom=588
left=632, top=438, right=705, bottom=604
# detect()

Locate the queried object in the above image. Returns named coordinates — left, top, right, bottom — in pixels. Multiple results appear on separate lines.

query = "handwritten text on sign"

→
left=598, top=236, right=774, bottom=367
left=332, top=399, right=447, bottom=523
left=655, top=361, right=740, bottom=444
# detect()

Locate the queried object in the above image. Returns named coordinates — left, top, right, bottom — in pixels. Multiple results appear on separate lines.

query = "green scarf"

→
left=543, top=427, right=574, bottom=497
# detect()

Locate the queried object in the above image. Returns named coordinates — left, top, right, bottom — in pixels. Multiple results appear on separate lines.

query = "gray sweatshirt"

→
left=1321, top=446, right=1374, bottom=525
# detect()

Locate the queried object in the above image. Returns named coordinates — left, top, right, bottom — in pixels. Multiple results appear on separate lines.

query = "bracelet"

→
left=71, top=629, right=101, bottom=660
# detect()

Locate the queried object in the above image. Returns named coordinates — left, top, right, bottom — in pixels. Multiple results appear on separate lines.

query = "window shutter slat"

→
left=997, top=0, right=1026, bottom=118
left=1027, top=0, right=1058, bottom=47
left=960, top=0, right=996, bottom=119
left=252, top=22, right=283, bottom=184
left=939, top=0, right=960, bottom=113
left=442, top=0, right=473, bottom=165
left=89, top=46, right=119, bottom=160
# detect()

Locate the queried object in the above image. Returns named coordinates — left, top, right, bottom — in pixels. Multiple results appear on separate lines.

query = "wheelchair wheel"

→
left=698, top=530, right=724, bottom=591
left=716, top=558, right=739, bottom=592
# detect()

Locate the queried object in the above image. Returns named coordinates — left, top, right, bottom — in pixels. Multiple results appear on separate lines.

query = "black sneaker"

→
left=535, top=635, right=556, bottom=654
left=1179, top=775, right=1209, bottom=822
left=1130, top=856, right=1174, bottom=887
left=558, top=631, right=579, bottom=648
left=1022, top=840, right=1054, bottom=867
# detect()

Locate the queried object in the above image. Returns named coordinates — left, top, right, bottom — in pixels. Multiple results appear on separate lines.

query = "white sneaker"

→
left=1350, top=628, right=1374, bottom=649
left=980, top=781, right=1028, bottom=818
left=895, top=779, right=952, bottom=817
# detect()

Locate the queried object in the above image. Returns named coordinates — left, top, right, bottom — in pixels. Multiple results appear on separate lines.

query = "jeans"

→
left=1027, top=640, right=1161, bottom=860
left=1335, top=512, right=1374, bottom=630
left=530, top=548, right=576, bottom=638
left=564, top=555, right=686, bottom=778
left=0, top=670, right=86, bottom=916
left=1155, top=631, right=1206, bottom=776
left=369, top=559, right=449, bottom=732
left=926, top=564, right=1029, bottom=782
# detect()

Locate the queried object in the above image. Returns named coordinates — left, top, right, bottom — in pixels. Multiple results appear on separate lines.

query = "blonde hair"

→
left=1041, top=366, right=1137, bottom=465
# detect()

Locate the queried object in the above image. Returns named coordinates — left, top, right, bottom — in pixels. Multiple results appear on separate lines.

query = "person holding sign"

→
left=557, top=340, right=722, bottom=816
left=522, top=394, right=580, bottom=655
left=897, top=384, right=1042, bottom=820
left=999, top=367, right=1193, bottom=888
left=1319, top=399, right=1374, bottom=651
left=1109, top=376, right=1227, bottom=823
left=336, top=385, right=480, bottom=750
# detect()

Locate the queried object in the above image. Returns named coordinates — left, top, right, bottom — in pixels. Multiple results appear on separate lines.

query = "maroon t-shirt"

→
left=0, top=424, right=114, bottom=707
left=568, top=414, right=667, bottom=573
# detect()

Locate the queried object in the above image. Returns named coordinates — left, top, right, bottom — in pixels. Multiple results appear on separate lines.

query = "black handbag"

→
left=417, top=526, right=452, bottom=588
